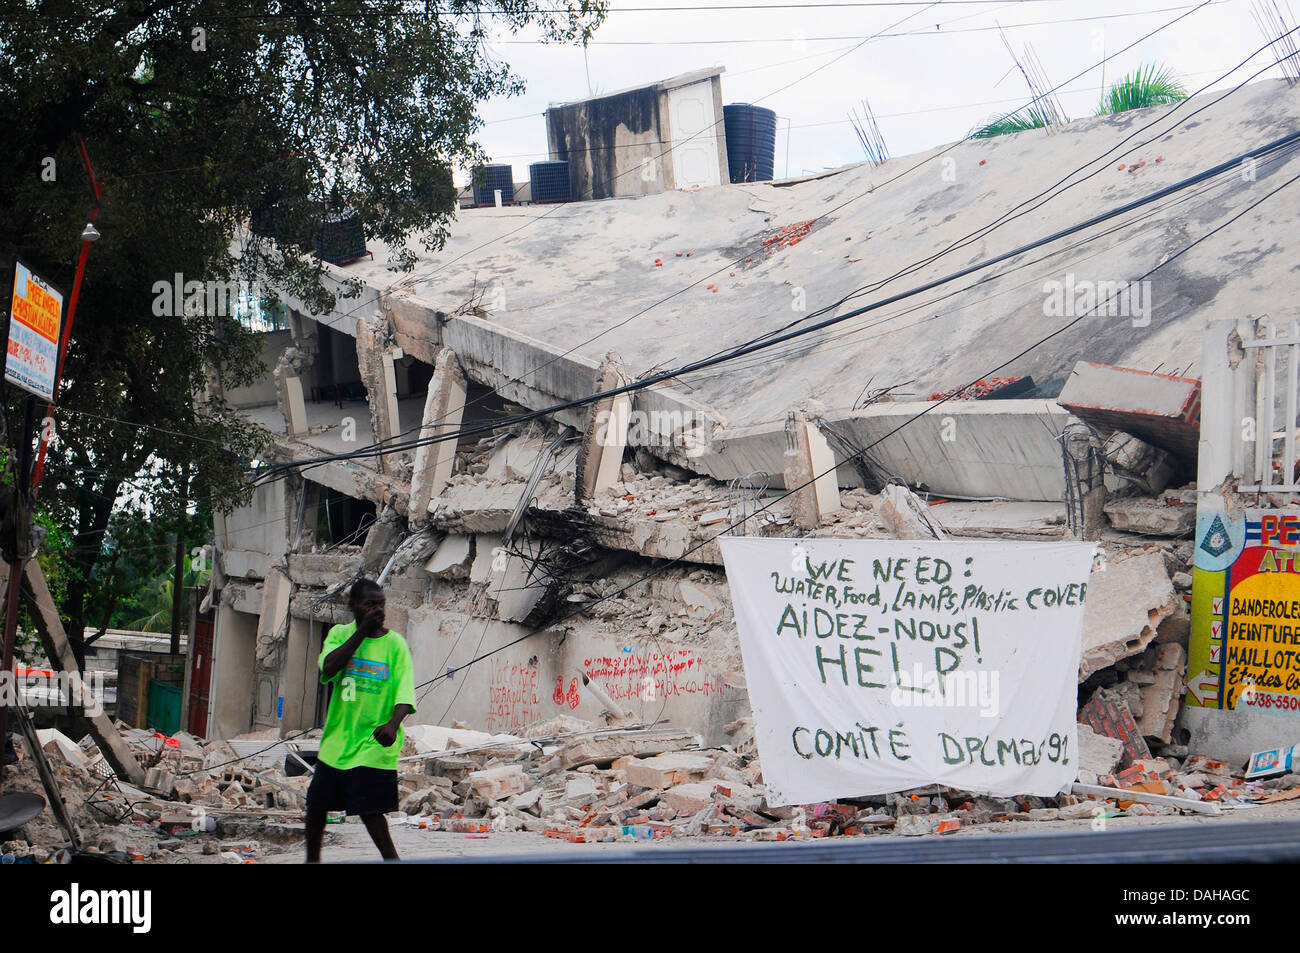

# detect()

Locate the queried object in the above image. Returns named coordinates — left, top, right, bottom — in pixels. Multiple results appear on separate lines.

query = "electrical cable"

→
left=289, top=0, right=1214, bottom=474
left=411, top=156, right=1300, bottom=692
left=247, top=124, right=1300, bottom=485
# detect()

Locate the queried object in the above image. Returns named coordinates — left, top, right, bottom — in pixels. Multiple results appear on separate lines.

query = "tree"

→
left=1, top=0, right=607, bottom=665
left=1097, top=63, right=1188, bottom=115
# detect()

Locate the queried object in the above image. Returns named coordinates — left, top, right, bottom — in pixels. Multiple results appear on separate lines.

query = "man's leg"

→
left=361, top=814, right=399, bottom=861
left=305, top=763, right=335, bottom=863
left=305, top=806, right=328, bottom=863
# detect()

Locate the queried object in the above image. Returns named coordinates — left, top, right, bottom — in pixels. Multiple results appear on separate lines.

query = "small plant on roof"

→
left=1097, top=63, right=1188, bottom=115
left=969, top=106, right=1051, bottom=139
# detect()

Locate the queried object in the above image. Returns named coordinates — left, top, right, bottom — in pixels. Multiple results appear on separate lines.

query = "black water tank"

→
left=724, top=104, right=777, bottom=183
left=314, top=211, right=366, bottom=265
left=529, top=160, right=571, bottom=203
left=472, top=164, right=515, bottom=205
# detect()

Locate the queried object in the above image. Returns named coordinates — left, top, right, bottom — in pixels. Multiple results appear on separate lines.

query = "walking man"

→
left=305, top=578, right=415, bottom=862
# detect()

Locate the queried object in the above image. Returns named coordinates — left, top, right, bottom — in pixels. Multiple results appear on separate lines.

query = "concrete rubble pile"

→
left=382, top=711, right=1296, bottom=843
left=1, top=724, right=321, bottom=863
left=2, top=487, right=1278, bottom=855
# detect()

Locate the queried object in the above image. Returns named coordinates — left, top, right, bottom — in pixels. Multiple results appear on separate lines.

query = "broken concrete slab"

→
left=1078, top=550, right=1178, bottom=681
left=466, top=765, right=528, bottom=800
left=1076, top=723, right=1125, bottom=780
left=1058, top=362, right=1200, bottom=460
left=624, top=751, right=713, bottom=789
left=662, top=781, right=724, bottom=814
left=403, top=723, right=523, bottom=754
left=1103, top=497, right=1196, bottom=537
left=424, top=534, right=473, bottom=577
left=558, top=729, right=700, bottom=768
left=876, top=484, right=945, bottom=540
left=928, top=501, right=1067, bottom=539
left=1103, top=432, right=1177, bottom=495
left=1134, top=643, right=1188, bottom=744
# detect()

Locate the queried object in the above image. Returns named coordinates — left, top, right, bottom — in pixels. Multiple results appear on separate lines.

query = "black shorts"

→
left=306, top=761, right=399, bottom=816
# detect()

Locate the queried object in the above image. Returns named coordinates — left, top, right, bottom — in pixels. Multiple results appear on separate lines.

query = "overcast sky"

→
left=464, top=0, right=1282, bottom=183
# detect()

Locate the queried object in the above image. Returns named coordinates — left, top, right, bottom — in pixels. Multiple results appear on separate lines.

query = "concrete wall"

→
left=702, top=400, right=1073, bottom=501
left=218, top=480, right=287, bottom=579
left=548, top=85, right=667, bottom=200
left=545, top=70, right=726, bottom=200
left=209, top=604, right=257, bottom=739
left=226, top=330, right=291, bottom=408
left=404, top=601, right=748, bottom=747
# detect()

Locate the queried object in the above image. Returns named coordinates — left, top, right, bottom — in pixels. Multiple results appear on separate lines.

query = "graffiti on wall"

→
left=486, top=657, right=540, bottom=732
left=582, top=649, right=723, bottom=705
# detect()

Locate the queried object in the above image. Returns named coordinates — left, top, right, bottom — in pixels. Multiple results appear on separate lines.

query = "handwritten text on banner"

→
left=718, top=537, right=1096, bottom=805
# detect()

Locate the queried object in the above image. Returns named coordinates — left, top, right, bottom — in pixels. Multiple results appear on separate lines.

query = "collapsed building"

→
left=196, top=77, right=1300, bottom=788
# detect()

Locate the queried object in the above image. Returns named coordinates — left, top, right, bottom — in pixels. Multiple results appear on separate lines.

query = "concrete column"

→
left=576, top=352, right=632, bottom=503
left=382, top=347, right=403, bottom=436
left=359, top=504, right=404, bottom=576
left=782, top=409, right=841, bottom=530
left=287, top=308, right=319, bottom=373
left=409, top=347, right=468, bottom=526
left=254, top=566, right=293, bottom=667
left=274, top=353, right=308, bottom=439
left=1063, top=428, right=1107, bottom=541
left=356, top=311, right=397, bottom=471
left=279, top=617, right=317, bottom=731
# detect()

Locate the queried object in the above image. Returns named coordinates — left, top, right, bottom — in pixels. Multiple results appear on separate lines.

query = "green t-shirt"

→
left=318, top=622, right=416, bottom=772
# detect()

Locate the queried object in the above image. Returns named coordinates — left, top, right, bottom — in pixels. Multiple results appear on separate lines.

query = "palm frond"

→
left=969, top=107, right=1050, bottom=139
left=1097, top=63, right=1188, bottom=115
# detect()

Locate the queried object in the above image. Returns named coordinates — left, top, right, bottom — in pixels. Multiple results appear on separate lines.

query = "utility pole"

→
left=32, top=137, right=104, bottom=489
left=170, top=460, right=189, bottom=656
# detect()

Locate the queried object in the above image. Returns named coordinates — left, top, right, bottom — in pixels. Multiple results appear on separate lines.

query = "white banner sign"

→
left=719, top=537, right=1096, bottom=805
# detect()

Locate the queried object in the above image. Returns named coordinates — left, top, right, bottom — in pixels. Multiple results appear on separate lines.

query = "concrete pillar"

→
left=254, top=566, right=293, bottom=667
left=782, top=409, right=841, bottom=530
left=287, top=308, right=319, bottom=373
left=279, top=617, right=317, bottom=731
left=382, top=347, right=403, bottom=436
left=1062, top=428, right=1108, bottom=541
left=274, top=353, right=308, bottom=439
left=356, top=311, right=398, bottom=471
left=409, top=347, right=467, bottom=526
left=360, top=504, right=404, bottom=576
left=576, top=352, right=632, bottom=503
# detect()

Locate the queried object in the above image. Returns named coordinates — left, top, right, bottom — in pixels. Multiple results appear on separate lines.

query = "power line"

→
left=313, top=0, right=1211, bottom=452
left=412, top=154, right=1300, bottom=693
left=254, top=125, right=1300, bottom=488
left=686, top=20, right=1291, bottom=367
left=281, top=0, right=1209, bottom=490
left=495, top=2, right=1220, bottom=44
